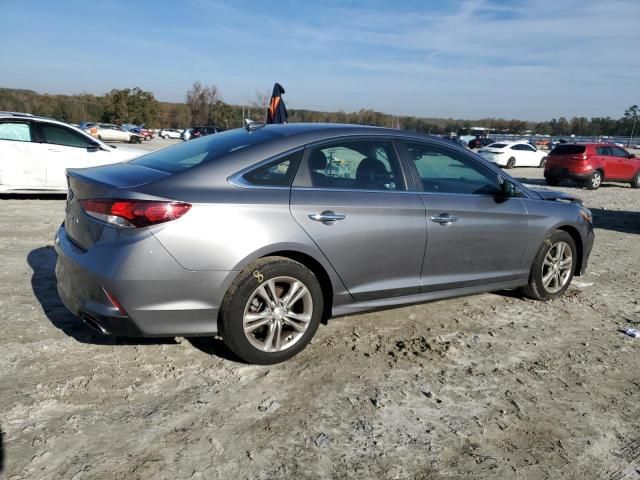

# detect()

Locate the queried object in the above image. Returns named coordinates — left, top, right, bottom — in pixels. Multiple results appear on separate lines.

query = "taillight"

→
left=80, top=199, right=191, bottom=228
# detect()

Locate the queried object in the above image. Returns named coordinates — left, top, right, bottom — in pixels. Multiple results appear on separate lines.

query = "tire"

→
left=545, top=177, right=559, bottom=186
left=219, top=257, right=324, bottom=364
left=539, top=156, right=547, bottom=168
left=521, top=230, right=577, bottom=301
left=631, top=171, right=640, bottom=189
left=506, top=157, right=516, bottom=169
left=98, top=135, right=103, bottom=141
left=585, top=170, right=602, bottom=190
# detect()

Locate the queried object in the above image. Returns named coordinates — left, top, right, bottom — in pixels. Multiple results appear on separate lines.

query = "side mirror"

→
left=628, top=153, right=636, bottom=159
left=87, top=143, right=100, bottom=152
left=498, top=177, right=518, bottom=197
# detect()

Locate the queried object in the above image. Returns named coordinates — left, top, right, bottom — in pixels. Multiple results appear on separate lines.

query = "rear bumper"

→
left=545, top=167, right=592, bottom=183
left=54, top=225, right=236, bottom=337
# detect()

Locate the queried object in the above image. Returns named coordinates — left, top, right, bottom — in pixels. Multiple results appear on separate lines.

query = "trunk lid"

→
left=65, top=163, right=170, bottom=250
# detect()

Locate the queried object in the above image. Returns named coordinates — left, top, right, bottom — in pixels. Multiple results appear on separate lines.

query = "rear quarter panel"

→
left=146, top=186, right=350, bottom=297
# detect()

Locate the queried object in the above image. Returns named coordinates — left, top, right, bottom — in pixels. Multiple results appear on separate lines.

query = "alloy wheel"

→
left=591, top=172, right=602, bottom=189
left=541, top=241, right=573, bottom=294
left=242, top=276, right=313, bottom=352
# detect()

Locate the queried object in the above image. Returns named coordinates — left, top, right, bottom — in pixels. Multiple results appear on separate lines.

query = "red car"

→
left=544, top=143, right=640, bottom=190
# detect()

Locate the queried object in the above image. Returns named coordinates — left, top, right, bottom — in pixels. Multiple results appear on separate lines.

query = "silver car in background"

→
left=55, top=124, right=594, bottom=364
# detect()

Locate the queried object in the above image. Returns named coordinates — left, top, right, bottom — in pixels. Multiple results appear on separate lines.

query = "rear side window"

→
left=305, top=140, right=405, bottom=191
left=40, top=123, right=93, bottom=148
left=130, top=128, right=274, bottom=174
left=0, top=122, right=31, bottom=142
left=596, top=146, right=612, bottom=156
left=242, top=151, right=302, bottom=187
left=552, top=145, right=586, bottom=155
left=487, top=143, right=507, bottom=148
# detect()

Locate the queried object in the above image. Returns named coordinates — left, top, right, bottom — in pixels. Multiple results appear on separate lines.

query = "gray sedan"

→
left=55, top=124, right=594, bottom=364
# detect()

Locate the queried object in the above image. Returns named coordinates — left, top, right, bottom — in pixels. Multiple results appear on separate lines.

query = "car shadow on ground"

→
left=186, top=337, right=245, bottom=363
left=0, top=424, right=4, bottom=477
left=589, top=208, right=640, bottom=235
left=27, top=246, right=176, bottom=346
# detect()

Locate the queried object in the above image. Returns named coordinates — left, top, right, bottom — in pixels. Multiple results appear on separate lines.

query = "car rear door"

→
left=397, top=140, right=529, bottom=292
left=0, top=120, right=46, bottom=188
left=289, top=137, right=426, bottom=301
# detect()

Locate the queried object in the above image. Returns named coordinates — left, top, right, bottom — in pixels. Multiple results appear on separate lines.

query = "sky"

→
left=1, top=0, right=639, bottom=120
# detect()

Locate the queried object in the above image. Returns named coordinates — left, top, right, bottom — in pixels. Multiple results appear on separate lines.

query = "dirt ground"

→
left=1, top=154, right=639, bottom=479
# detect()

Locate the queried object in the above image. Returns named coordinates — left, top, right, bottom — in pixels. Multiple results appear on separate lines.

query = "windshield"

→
left=129, top=128, right=274, bottom=174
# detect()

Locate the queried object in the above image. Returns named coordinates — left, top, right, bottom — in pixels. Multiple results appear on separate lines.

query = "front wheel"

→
left=631, top=171, right=640, bottom=189
left=219, top=257, right=323, bottom=364
left=539, top=156, right=547, bottom=167
left=521, top=230, right=576, bottom=301
left=506, top=157, right=516, bottom=169
left=585, top=170, right=602, bottom=190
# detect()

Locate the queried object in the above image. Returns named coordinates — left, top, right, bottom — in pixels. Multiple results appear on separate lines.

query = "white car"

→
left=95, top=124, right=142, bottom=144
left=0, top=113, right=142, bottom=193
left=159, top=128, right=182, bottom=139
left=478, top=141, right=548, bottom=168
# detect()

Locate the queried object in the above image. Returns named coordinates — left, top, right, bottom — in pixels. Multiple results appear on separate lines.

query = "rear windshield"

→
left=129, top=128, right=273, bottom=173
left=552, top=144, right=586, bottom=155
left=486, top=143, right=507, bottom=148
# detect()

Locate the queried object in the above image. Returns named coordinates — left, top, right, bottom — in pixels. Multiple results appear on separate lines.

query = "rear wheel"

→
left=219, top=257, right=323, bottom=364
left=521, top=230, right=576, bottom=301
left=585, top=170, right=602, bottom=190
left=506, top=157, right=516, bottom=169
left=631, top=171, right=640, bottom=189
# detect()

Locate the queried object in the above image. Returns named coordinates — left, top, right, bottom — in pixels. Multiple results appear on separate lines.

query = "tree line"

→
left=0, top=86, right=637, bottom=137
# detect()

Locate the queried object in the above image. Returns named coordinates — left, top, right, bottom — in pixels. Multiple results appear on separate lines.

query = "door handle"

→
left=48, top=148, right=62, bottom=152
left=309, top=211, right=346, bottom=223
left=430, top=214, right=458, bottom=225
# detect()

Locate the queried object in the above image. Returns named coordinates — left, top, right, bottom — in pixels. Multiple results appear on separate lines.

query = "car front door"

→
left=397, top=140, right=530, bottom=292
left=289, top=138, right=426, bottom=301
left=0, top=120, right=45, bottom=188
left=36, top=122, right=100, bottom=188
left=611, top=146, right=636, bottom=180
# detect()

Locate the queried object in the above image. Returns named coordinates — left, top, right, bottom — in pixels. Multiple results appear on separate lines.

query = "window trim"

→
left=227, top=147, right=304, bottom=190
left=292, top=135, right=410, bottom=192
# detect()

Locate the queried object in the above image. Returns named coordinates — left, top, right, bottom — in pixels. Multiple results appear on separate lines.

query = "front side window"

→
left=242, top=151, right=301, bottom=187
left=305, top=140, right=404, bottom=191
left=611, top=147, right=630, bottom=158
left=0, top=122, right=32, bottom=142
left=405, top=142, right=501, bottom=195
left=39, top=123, right=93, bottom=148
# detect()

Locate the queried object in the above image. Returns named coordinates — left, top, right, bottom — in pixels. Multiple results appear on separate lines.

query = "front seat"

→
left=309, top=150, right=329, bottom=186
left=355, top=157, right=392, bottom=190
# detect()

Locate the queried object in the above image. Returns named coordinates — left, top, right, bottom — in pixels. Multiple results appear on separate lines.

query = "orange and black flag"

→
left=266, top=83, right=288, bottom=124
